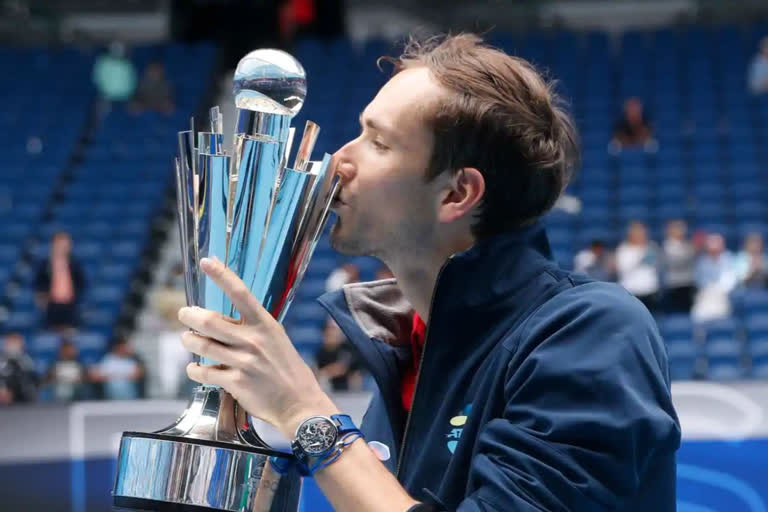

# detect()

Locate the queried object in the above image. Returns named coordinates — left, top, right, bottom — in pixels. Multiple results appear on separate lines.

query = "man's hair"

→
left=381, top=34, right=580, bottom=239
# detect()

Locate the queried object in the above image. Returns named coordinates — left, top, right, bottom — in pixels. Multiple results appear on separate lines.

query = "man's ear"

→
left=437, top=167, right=485, bottom=224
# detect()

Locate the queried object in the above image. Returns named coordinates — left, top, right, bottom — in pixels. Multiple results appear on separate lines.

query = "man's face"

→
left=3, top=334, right=24, bottom=356
left=330, top=67, right=446, bottom=258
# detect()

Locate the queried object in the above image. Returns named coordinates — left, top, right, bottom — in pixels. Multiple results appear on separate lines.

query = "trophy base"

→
left=113, top=432, right=300, bottom=512
left=113, top=387, right=301, bottom=512
left=114, top=495, right=228, bottom=511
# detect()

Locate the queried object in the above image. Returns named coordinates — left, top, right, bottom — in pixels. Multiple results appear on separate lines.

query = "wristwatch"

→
left=290, top=414, right=360, bottom=474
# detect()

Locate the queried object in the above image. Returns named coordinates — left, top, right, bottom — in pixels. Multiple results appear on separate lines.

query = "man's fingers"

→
left=181, top=331, right=254, bottom=368
left=200, top=257, right=270, bottom=325
left=177, top=307, right=248, bottom=347
left=186, top=362, right=232, bottom=387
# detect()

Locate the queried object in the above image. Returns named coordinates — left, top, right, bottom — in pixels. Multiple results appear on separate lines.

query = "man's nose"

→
left=332, top=145, right=356, bottom=182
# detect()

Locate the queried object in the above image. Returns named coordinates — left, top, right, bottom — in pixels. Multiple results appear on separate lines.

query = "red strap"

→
left=401, top=313, right=427, bottom=412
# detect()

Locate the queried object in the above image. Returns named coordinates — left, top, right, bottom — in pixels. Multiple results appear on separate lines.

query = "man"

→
left=35, top=232, right=86, bottom=333
left=748, top=36, right=768, bottom=95
left=0, top=333, right=38, bottom=405
left=178, top=34, right=680, bottom=511
left=89, top=338, right=145, bottom=400
left=662, top=220, right=696, bottom=313
left=610, top=97, right=656, bottom=152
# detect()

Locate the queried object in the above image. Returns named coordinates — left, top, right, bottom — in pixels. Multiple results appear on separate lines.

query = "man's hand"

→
left=178, top=257, right=338, bottom=439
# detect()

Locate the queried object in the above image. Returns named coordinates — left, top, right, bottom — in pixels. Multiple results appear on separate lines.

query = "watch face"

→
left=297, top=417, right=338, bottom=456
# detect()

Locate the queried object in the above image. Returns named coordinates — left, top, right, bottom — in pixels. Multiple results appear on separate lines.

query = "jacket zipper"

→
left=395, top=262, right=448, bottom=479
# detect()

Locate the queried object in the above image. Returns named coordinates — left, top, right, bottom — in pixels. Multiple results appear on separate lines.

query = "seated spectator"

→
left=748, top=36, right=768, bottom=95
left=130, top=60, right=175, bottom=115
left=315, top=318, right=363, bottom=392
left=325, top=263, right=360, bottom=292
left=45, top=340, right=86, bottom=402
left=573, top=239, right=616, bottom=282
left=375, top=264, right=394, bottom=281
left=616, top=221, right=660, bottom=311
left=0, top=333, right=38, bottom=405
left=90, top=339, right=145, bottom=400
left=610, top=97, right=656, bottom=152
left=35, top=232, right=86, bottom=334
left=692, top=234, right=737, bottom=322
left=662, top=220, right=697, bottom=313
left=735, top=233, right=768, bottom=288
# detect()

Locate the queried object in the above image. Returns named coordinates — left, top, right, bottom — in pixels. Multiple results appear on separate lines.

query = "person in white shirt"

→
left=661, top=220, right=697, bottom=313
left=748, top=37, right=768, bottom=95
left=90, top=339, right=144, bottom=400
left=692, top=234, right=737, bottom=322
left=616, top=221, right=660, bottom=312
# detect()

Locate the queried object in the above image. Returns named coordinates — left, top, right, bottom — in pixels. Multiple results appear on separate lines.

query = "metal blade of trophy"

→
left=252, top=167, right=312, bottom=317
left=173, top=158, right=193, bottom=307
left=276, top=154, right=338, bottom=322
left=178, top=130, right=199, bottom=307
left=225, top=134, right=282, bottom=321
left=199, top=131, right=223, bottom=156
left=197, top=152, right=233, bottom=336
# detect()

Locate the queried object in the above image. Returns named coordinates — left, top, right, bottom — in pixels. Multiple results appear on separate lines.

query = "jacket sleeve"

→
left=456, top=285, right=681, bottom=511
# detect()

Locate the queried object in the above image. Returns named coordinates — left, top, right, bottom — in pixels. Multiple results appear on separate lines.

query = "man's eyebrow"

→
left=358, top=111, right=396, bottom=138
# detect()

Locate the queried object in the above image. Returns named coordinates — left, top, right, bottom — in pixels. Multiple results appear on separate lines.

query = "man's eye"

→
left=372, top=139, right=388, bottom=151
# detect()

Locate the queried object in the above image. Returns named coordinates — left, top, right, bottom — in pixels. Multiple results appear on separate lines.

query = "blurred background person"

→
left=91, top=40, right=137, bottom=117
left=748, top=36, right=768, bottom=95
left=315, top=318, right=363, bottom=392
left=616, top=221, right=661, bottom=311
left=662, top=220, right=697, bottom=313
left=735, top=233, right=768, bottom=288
left=573, top=239, right=616, bottom=282
left=610, top=97, right=657, bottom=152
left=35, top=232, right=86, bottom=334
left=129, top=60, right=175, bottom=115
left=324, top=262, right=360, bottom=292
left=375, top=264, right=395, bottom=281
left=89, top=338, right=145, bottom=400
left=0, top=333, right=38, bottom=405
left=692, top=233, right=738, bottom=322
left=44, top=340, right=87, bottom=402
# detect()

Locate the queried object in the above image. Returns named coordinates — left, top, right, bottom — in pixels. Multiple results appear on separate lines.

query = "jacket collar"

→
left=318, top=220, right=554, bottom=348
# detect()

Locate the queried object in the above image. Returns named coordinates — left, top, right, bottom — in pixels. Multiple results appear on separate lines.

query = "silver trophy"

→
left=113, top=49, right=338, bottom=512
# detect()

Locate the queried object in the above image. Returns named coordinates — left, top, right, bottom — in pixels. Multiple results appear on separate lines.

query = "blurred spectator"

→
left=315, top=318, right=363, bottom=392
left=662, top=220, right=697, bottom=313
left=90, top=339, right=145, bottom=400
left=692, top=234, right=737, bottom=322
left=0, top=333, right=38, bottom=405
left=130, top=60, right=175, bottom=115
left=748, top=36, right=768, bottom=95
left=616, top=221, right=660, bottom=311
left=610, top=97, right=657, bottom=152
left=45, top=340, right=86, bottom=402
left=35, top=232, right=86, bottom=334
left=574, top=240, right=616, bottom=282
left=153, top=279, right=192, bottom=398
left=325, top=263, right=360, bottom=292
left=375, top=264, right=394, bottom=281
left=735, top=233, right=768, bottom=288
left=92, top=41, right=137, bottom=108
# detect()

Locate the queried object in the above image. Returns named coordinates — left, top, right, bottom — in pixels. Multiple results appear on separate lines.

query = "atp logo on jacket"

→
left=446, top=403, right=472, bottom=454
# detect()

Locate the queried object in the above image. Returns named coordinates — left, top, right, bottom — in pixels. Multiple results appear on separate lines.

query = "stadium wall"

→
left=0, top=385, right=766, bottom=511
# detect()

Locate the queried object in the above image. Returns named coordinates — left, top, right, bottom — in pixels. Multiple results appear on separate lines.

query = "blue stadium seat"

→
left=667, top=343, right=698, bottom=380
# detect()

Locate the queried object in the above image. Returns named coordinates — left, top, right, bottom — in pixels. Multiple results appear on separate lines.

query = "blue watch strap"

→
left=331, top=414, right=357, bottom=435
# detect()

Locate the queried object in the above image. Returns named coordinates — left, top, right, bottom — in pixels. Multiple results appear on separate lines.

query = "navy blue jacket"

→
left=318, top=223, right=681, bottom=511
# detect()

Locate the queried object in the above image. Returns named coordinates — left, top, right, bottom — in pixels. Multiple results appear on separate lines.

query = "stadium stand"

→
left=0, top=42, right=218, bottom=379
left=3, top=23, right=768, bottom=385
